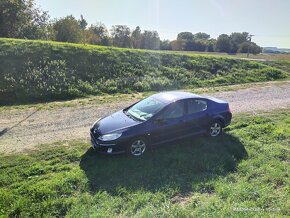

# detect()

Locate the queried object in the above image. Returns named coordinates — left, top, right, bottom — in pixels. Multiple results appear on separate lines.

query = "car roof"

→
left=151, top=91, right=202, bottom=103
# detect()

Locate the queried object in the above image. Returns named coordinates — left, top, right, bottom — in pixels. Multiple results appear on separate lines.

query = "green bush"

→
left=0, top=38, right=288, bottom=104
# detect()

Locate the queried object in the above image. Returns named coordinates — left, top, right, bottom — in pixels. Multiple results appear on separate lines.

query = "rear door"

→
left=184, top=98, right=210, bottom=135
left=149, top=100, right=187, bottom=145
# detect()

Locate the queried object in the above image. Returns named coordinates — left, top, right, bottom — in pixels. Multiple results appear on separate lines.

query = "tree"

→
left=78, top=15, right=88, bottom=30
left=191, top=39, right=208, bottom=51
left=78, top=15, right=88, bottom=44
left=250, top=43, right=262, bottom=55
left=176, top=32, right=210, bottom=51
left=176, top=32, right=193, bottom=51
left=141, top=30, right=160, bottom=50
left=0, top=1, right=262, bottom=53
left=177, top=32, right=194, bottom=41
left=170, top=39, right=185, bottom=51
left=0, top=0, right=49, bottom=39
left=194, top=32, right=210, bottom=40
left=89, top=22, right=108, bottom=38
left=238, top=42, right=262, bottom=54
left=230, top=32, right=249, bottom=53
left=160, top=40, right=171, bottom=50
left=215, top=34, right=231, bottom=53
left=88, top=22, right=111, bottom=46
left=131, top=26, right=142, bottom=49
left=111, top=25, right=131, bottom=48
left=53, top=15, right=82, bottom=43
left=206, top=39, right=216, bottom=52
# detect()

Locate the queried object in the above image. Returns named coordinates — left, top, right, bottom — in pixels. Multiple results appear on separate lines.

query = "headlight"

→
left=98, top=133, right=122, bottom=141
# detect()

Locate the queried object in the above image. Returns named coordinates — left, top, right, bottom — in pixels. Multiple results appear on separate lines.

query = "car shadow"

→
left=80, top=133, right=247, bottom=195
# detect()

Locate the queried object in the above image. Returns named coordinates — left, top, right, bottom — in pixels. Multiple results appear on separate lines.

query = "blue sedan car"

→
left=90, top=91, right=232, bottom=156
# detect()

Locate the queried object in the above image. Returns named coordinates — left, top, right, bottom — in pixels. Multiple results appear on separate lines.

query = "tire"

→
left=208, top=120, right=223, bottom=137
left=127, top=138, right=147, bottom=156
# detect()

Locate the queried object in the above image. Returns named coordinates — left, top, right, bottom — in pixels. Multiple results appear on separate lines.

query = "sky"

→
left=35, top=0, right=290, bottom=48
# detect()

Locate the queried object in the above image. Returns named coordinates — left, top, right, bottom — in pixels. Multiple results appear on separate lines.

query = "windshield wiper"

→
left=124, top=110, right=143, bottom=122
left=139, top=114, right=149, bottom=119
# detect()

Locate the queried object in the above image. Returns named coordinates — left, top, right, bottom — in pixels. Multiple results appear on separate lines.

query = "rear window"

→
left=187, top=99, right=207, bottom=114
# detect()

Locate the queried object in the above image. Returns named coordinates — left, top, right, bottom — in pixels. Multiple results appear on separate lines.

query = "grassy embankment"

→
left=0, top=109, right=289, bottom=217
left=0, top=38, right=289, bottom=105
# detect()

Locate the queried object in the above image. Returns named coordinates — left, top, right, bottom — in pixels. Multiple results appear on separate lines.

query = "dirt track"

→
left=0, top=81, right=289, bottom=154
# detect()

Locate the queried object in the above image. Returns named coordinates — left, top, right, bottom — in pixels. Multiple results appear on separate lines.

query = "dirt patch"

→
left=171, top=192, right=193, bottom=206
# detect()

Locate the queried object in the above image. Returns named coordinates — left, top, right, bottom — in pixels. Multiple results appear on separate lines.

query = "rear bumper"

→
left=223, top=112, right=232, bottom=127
left=225, top=117, right=231, bottom=126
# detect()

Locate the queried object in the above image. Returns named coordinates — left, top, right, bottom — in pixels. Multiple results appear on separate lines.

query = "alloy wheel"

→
left=130, top=139, right=146, bottom=156
left=209, top=122, right=221, bottom=137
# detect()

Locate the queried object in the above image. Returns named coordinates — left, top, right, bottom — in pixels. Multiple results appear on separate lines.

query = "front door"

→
left=149, top=100, right=187, bottom=145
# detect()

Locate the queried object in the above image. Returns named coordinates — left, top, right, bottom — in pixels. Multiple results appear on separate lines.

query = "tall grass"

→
left=0, top=38, right=288, bottom=104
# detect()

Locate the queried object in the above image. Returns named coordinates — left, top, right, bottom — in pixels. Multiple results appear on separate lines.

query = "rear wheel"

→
left=128, top=138, right=146, bottom=156
left=208, top=121, right=223, bottom=137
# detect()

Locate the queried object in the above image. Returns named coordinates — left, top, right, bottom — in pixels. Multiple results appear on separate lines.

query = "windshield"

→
left=126, top=97, right=166, bottom=121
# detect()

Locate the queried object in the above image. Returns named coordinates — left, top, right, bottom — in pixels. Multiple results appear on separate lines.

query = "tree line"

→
left=0, top=0, right=262, bottom=54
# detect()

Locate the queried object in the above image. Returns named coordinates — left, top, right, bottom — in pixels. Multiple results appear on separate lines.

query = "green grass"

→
left=0, top=38, right=289, bottom=105
left=0, top=109, right=289, bottom=217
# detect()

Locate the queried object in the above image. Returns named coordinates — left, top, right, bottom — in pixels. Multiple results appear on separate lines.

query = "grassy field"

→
left=174, top=50, right=290, bottom=61
left=0, top=38, right=289, bottom=105
left=0, top=109, right=289, bottom=217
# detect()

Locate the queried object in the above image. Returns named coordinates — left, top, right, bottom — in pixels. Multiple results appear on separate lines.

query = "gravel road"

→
left=0, top=81, right=289, bottom=154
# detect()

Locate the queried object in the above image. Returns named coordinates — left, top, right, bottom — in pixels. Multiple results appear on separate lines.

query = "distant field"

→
left=0, top=109, right=289, bottom=217
left=0, top=38, right=289, bottom=105
left=172, top=50, right=290, bottom=61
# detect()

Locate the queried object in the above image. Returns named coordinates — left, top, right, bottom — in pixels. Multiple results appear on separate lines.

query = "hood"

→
left=93, top=110, right=140, bottom=135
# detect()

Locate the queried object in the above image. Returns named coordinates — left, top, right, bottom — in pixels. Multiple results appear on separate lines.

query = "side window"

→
left=187, top=99, right=207, bottom=114
left=159, top=101, right=185, bottom=120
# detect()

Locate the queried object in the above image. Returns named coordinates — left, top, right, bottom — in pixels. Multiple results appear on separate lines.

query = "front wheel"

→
left=208, top=121, right=223, bottom=137
left=128, top=138, right=146, bottom=156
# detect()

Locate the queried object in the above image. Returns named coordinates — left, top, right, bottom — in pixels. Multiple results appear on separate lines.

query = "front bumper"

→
left=90, top=132, right=126, bottom=154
